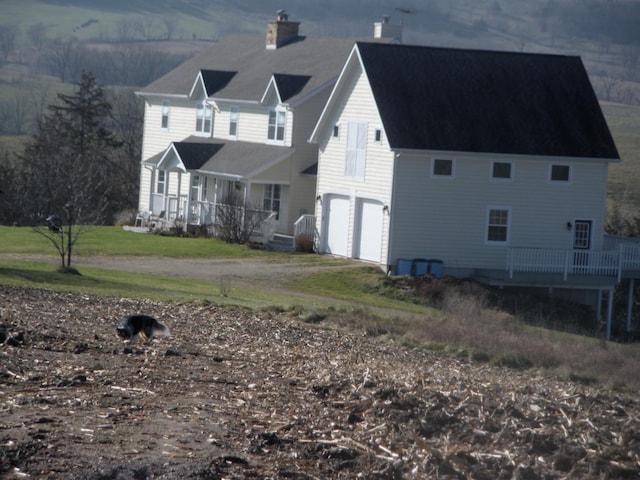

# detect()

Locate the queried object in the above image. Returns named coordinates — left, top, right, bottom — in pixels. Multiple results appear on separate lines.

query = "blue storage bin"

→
left=396, top=258, right=412, bottom=275
left=428, top=259, right=443, bottom=278
left=411, top=258, right=428, bottom=276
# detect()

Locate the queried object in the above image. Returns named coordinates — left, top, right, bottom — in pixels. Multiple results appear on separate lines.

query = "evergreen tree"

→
left=20, top=72, right=121, bottom=269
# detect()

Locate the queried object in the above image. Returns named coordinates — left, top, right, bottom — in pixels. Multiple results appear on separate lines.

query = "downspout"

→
left=386, top=152, right=400, bottom=274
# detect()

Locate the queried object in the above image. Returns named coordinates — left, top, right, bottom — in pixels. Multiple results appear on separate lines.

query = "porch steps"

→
left=268, top=234, right=295, bottom=252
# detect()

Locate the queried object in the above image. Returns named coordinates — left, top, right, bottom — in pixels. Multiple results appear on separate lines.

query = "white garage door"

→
left=355, top=199, right=383, bottom=262
left=324, top=195, right=350, bottom=257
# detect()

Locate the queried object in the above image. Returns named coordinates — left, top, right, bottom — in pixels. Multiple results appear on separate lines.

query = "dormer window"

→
left=195, top=101, right=212, bottom=135
left=268, top=109, right=286, bottom=143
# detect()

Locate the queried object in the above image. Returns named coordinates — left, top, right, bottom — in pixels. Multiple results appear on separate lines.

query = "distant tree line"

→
left=35, top=37, right=190, bottom=86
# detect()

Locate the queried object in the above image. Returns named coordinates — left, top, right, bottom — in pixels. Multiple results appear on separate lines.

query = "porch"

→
left=505, top=241, right=640, bottom=284
left=483, top=239, right=640, bottom=341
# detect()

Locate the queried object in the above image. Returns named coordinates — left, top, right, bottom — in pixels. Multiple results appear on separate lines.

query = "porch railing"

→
left=294, top=214, right=316, bottom=239
left=507, top=244, right=640, bottom=282
left=150, top=194, right=187, bottom=222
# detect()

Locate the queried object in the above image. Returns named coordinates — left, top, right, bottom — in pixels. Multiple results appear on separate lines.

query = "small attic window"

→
left=432, top=158, right=454, bottom=178
left=332, top=124, right=340, bottom=138
left=374, top=128, right=382, bottom=143
left=550, top=164, right=571, bottom=183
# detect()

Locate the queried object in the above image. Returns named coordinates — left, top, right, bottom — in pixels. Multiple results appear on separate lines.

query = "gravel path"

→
left=0, top=253, right=352, bottom=282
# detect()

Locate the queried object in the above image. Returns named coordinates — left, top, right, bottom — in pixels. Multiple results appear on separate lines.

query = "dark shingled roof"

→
left=164, top=137, right=293, bottom=177
left=356, top=42, right=619, bottom=159
left=273, top=74, right=311, bottom=101
left=139, top=35, right=390, bottom=104
left=200, top=70, right=237, bottom=96
left=173, top=142, right=224, bottom=170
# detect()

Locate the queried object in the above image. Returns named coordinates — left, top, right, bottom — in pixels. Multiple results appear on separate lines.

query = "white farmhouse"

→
left=135, top=13, right=393, bottom=241
left=309, top=42, right=639, bottom=338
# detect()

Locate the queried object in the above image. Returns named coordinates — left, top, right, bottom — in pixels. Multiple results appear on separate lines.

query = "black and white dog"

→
left=116, top=314, right=170, bottom=342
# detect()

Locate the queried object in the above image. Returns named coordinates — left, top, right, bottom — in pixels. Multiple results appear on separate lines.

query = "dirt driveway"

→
left=0, top=253, right=356, bottom=283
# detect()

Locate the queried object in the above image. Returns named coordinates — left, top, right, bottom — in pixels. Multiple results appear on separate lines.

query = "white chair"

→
left=135, top=211, right=151, bottom=227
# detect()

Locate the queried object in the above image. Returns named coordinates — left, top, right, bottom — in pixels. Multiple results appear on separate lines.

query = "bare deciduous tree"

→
left=7, top=93, right=32, bottom=135
left=27, top=23, right=47, bottom=51
left=45, top=36, right=82, bottom=82
left=215, top=191, right=267, bottom=244
left=0, top=23, right=18, bottom=62
left=597, top=71, right=621, bottom=101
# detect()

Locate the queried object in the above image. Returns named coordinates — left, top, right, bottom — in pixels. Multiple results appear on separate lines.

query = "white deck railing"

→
left=508, top=244, right=640, bottom=282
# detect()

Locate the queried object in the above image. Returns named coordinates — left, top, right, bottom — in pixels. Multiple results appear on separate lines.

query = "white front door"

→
left=355, top=198, right=383, bottom=262
left=324, top=195, right=350, bottom=257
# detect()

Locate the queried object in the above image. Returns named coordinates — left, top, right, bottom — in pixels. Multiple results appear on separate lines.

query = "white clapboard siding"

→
left=390, top=153, right=609, bottom=271
left=315, top=68, right=393, bottom=263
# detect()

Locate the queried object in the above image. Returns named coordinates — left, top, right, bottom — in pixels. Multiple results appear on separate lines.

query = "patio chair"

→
left=149, top=210, right=166, bottom=230
left=134, top=211, right=151, bottom=228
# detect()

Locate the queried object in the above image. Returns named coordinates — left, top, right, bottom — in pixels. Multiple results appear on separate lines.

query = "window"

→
left=229, top=106, right=239, bottom=137
left=550, top=164, right=571, bottom=182
left=332, top=124, right=340, bottom=138
left=491, top=161, right=512, bottom=180
left=268, top=110, right=285, bottom=142
left=161, top=101, right=170, bottom=129
left=487, top=207, right=510, bottom=244
left=156, top=170, right=166, bottom=194
left=374, top=128, right=382, bottom=143
left=191, top=175, right=201, bottom=201
left=345, top=121, right=367, bottom=180
left=263, top=184, right=281, bottom=220
left=432, top=158, right=454, bottom=177
left=195, top=102, right=212, bottom=134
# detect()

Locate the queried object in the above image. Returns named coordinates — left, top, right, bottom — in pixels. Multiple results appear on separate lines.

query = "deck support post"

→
left=606, top=286, right=614, bottom=341
left=627, top=278, right=634, bottom=333
left=597, top=289, right=603, bottom=323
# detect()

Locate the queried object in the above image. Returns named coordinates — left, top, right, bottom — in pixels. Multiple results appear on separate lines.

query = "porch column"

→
left=244, top=181, right=251, bottom=205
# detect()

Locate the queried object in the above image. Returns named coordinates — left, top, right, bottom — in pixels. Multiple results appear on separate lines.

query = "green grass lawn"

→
left=1, top=225, right=276, bottom=257
left=0, top=226, right=426, bottom=313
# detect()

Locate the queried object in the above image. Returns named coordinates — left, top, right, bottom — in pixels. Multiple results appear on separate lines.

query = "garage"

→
left=323, top=194, right=350, bottom=257
left=354, top=198, right=384, bottom=262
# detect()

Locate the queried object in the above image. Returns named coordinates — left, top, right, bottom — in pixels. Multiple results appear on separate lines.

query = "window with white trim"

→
left=432, top=158, right=454, bottom=178
left=550, top=164, right=571, bottom=183
left=267, top=109, right=286, bottom=142
left=195, top=101, right=212, bottom=134
left=229, top=106, right=239, bottom=138
left=263, top=184, right=281, bottom=220
left=332, top=124, right=340, bottom=139
left=374, top=128, right=382, bottom=143
left=486, top=207, right=510, bottom=244
left=161, top=101, right=170, bottom=129
left=491, top=161, right=513, bottom=180
left=156, top=170, right=166, bottom=194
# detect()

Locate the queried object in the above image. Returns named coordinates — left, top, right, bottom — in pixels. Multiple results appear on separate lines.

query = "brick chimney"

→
left=266, top=10, right=300, bottom=49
